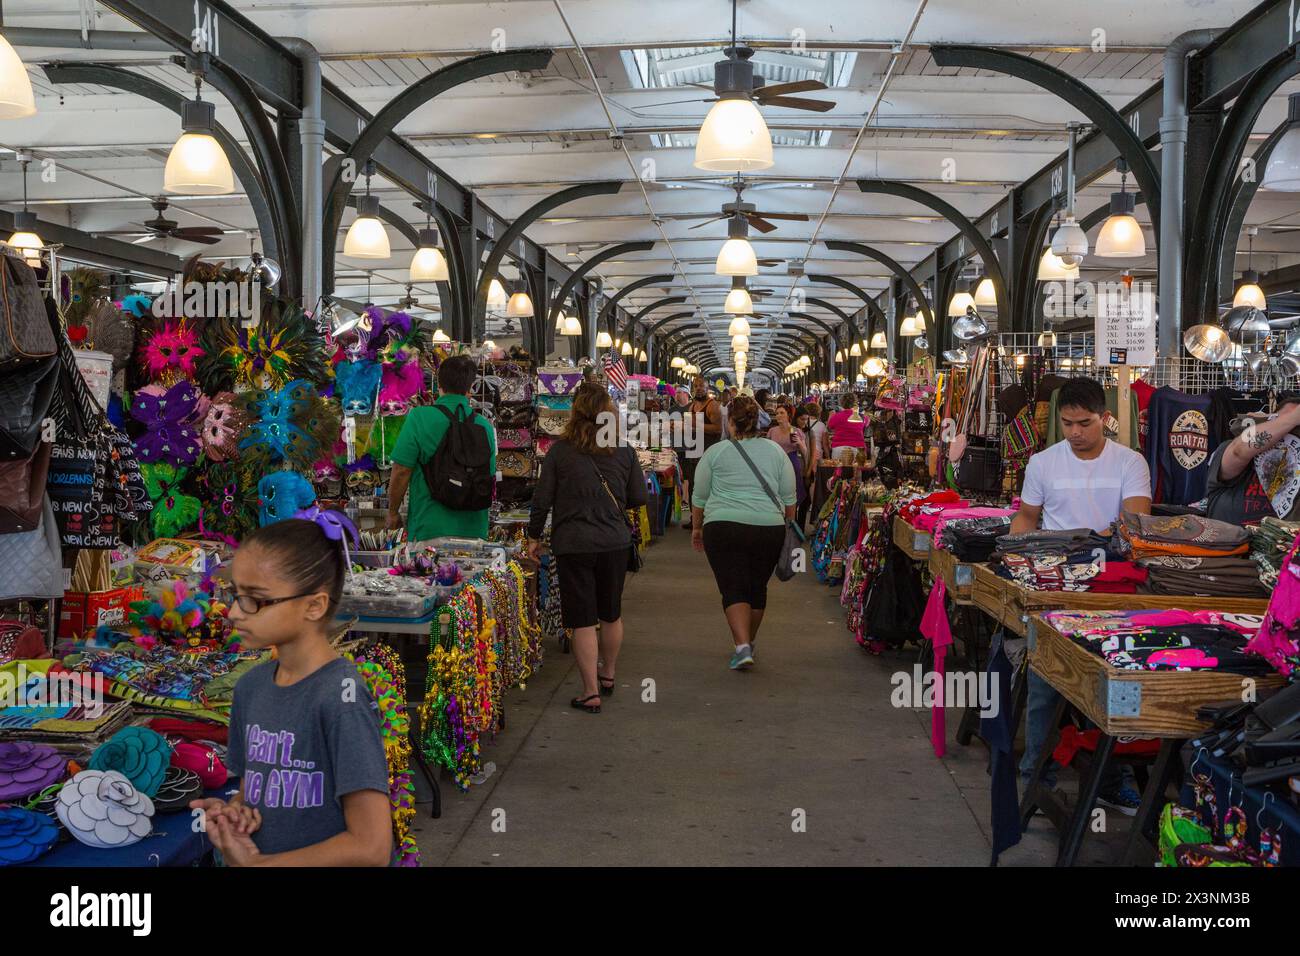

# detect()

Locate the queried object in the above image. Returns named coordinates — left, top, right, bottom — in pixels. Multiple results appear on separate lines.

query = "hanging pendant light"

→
left=947, top=278, right=976, bottom=317
left=595, top=330, right=613, bottom=348
left=899, top=313, right=923, bottom=337
left=724, top=276, right=754, bottom=315
left=1263, top=92, right=1300, bottom=191
left=952, top=306, right=989, bottom=341
left=849, top=341, right=862, bottom=357
left=973, top=275, right=997, bottom=308
left=409, top=224, right=449, bottom=282
left=695, top=97, right=773, bottom=172
left=715, top=215, right=759, bottom=275
left=487, top=278, right=508, bottom=312
left=431, top=327, right=451, bottom=344
left=1233, top=227, right=1266, bottom=310
left=1049, top=124, right=1088, bottom=266
left=638, top=349, right=648, bottom=362
left=863, top=356, right=886, bottom=377
left=1095, top=158, right=1146, bottom=258
left=834, top=349, right=844, bottom=362
left=561, top=314, right=583, bottom=336
left=1223, top=305, right=1271, bottom=340
left=1184, top=323, right=1233, bottom=363
left=727, top=314, right=751, bottom=337
left=1037, top=248, right=1080, bottom=281
left=731, top=333, right=749, bottom=351
left=870, top=331, right=887, bottom=350
left=6, top=154, right=41, bottom=266
left=943, top=347, right=969, bottom=365
left=343, top=161, right=390, bottom=259
left=482, top=339, right=497, bottom=350
left=0, top=34, right=35, bottom=119
left=554, top=310, right=566, bottom=333
left=671, top=356, right=686, bottom=369
left=506, top=286, right=534, bottom=318
left=621, top=340, right=634, bottom=356
left=1038, top=321, right=1058, bottom=348
left=164, top=74, right=235, bottom=195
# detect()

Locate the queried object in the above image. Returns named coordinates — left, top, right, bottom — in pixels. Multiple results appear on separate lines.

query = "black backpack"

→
left=421, top=405, right=494, bottom=511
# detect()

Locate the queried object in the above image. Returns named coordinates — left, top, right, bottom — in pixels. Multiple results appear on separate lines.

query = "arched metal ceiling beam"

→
left=322, top=48, right=553, bottom=292
left=856, top=180, right=1009, bottom=317
left=1217, top=122, right=1287, bottom=306
left=806, top=275, right=883, bottom=339
left=823, top=240, right=935, bottom=340
left=550, top=241, right=656, bottom=324
left=41, top=62, right=283, bottom=276
left=595, top=273, right=674, bottom=331
left=476, top=181, right=623, bottom=337
left=640, top=310, right=698, bottom=345
left=929, top=44, right=1161, bottom=239
left=623, top=296, right=688, bottom=345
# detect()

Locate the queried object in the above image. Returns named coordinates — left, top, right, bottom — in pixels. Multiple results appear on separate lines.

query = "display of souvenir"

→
left=135, top=318, right=205, bottom=387
left=87, top=726, right=173, bottom=798
left=140, top=463, right=200, bottom=538
left=0, top=807, right=60, bottom=865
left=199, top=297, right=328, bottom=393
left=335, top=358, right=383, bottom=415
left=196, top=461, right=257, bottom=543
left=199, top=390, right=250, bottom=461
left=257, top=470, right=316, bottom=526
left=0, top=742, right=67, bottom=802
left=128, top=380, right=204, bottom=466
left=238, top=379, right=337, bottom=472
left=55, top=769, right=155, bottom=849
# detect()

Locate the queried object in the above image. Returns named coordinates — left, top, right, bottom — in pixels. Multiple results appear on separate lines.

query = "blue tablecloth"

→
left=1178, top=747, right=1300, bottom=867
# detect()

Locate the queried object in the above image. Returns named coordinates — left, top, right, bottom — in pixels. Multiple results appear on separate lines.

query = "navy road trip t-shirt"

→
left=226, top=657, right=389, bottom=856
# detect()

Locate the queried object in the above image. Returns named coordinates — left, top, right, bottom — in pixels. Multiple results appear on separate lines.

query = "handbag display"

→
left=0, top=355, right=57, bottom=459
left=536, top=394, right=575, bottom=412
left=496, top=427, right=533, bottom=450
left=729, top=439, right=805, bottom=583
left=496, top=404, right=536, bottom=429
left=954, top=436, right=1003, bottom=494
left=0, top=251, right=56, bottom=371
left=0, top=495, right=65, bottom=601
left=499, top=377, right=532, bottom=404
left=0, top=439, right=51, bottom=534
left=497, top=450, right=535, bottom=478
left=538, top=408, right=570, bottom=436
left=536, top=367, right=583, bottom=397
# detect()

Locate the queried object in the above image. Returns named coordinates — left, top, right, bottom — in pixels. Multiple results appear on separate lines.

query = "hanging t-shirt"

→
left=1131, top=379, right=1156, bottom=453
left=1143, top=387, right=1212, bottom=506
left=1205, top=433, right=1300, bottom=525
left=1019, top=438, right=1152, bottom=532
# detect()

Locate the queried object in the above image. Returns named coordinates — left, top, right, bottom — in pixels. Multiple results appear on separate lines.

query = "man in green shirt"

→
left=387, top=355, right=497, bottom=541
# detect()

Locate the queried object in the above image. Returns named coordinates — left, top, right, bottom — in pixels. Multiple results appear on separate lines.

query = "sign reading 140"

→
left=192, top=2, right=220, bottom=56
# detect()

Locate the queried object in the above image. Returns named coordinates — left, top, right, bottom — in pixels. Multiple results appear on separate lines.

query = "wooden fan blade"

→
left=755, top=79, right=828, bottom=97
left=176, top=233, right=222, bottom=245
left=131, top=235, right=159, bottom=245
left=756, top=259, right=784, bottom=266
left=752, top=212, right=809, bottom=221
left=688, top=215, right=727, bottom=230
left=759, top=95, right=835, bottom=112
left=744, top=215, right=778, bottom=234
left=173, top=226, right=224, bottom=236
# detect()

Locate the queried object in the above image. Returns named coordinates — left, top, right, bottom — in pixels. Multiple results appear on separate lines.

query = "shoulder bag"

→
left=588, top=453, right=642, bottom=573
left=729, top=439, right=806, bottom=582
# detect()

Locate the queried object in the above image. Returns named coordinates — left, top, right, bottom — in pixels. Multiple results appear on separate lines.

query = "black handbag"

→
left=0, top=250, right=56, bottom=371
left=954, top=436, right=1003, bottom=494
left=0, top=354, right=58, bottom=460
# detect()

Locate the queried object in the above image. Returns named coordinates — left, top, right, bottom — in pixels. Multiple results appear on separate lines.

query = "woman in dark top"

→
left=527, top=382, right=647, bottom=713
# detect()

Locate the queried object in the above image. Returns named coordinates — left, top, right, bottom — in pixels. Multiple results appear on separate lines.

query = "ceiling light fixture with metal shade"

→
left=731, top=334, right=749, bottom=351
left=1049, top=124, right=1088, bottom=267
left=671, top=356, right=686, bottom=369
left=849, top=341, right=862, bottom=357
left=1183, top=323, right=1234, bottom=363
left=870, top=331, right=887, bottom=350
left=724, top=276, right=754, bottom=315
left=487, top=278, right=508, bottom=312
left=1037, top=247, right=1080, bottom=281
left=6, top=153, right=42, bottom=267
left=1262, top=92, right=1300, bottom=191
left=506, top=286, right=534, bottom=318
left=409, top=227, right=449, bottom=283
left=943, top=347, right=969, bottom=365
left=342, top=161, right=390, bottom=259
left=1233, top=227, right=1266, bottom=310
left=1095, top=158, right=1146, bottom=258
left=727, top=314, right=751, bottom=337
left=595, top=331, right=613, bottom=349
left=431, top=327, right=451, bottom=344
left=1223, top=305, right=1271, bottom=341
left=165, top=71, right=235, bottom=195
left=715, top=214, right=759, bottom=276
left=899, top=313, right=923, bottom=337
left=834, top=349, right=844, bottom=363
left=561, top=314, right=583, bottom=336
left=948, top=278, right=976, bottom=318
left=951, top=306, right=989, bottom=341
left=621, top=340, right=634, bottom=356
left=863, top=356, right=887, bottom=377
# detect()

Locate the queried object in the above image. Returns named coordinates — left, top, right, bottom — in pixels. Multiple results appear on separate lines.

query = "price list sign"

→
left=1095, top=284, right=1156, bottom=366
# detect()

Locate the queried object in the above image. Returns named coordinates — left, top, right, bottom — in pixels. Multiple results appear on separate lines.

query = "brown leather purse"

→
left=0, top=438, right=51, bottom=534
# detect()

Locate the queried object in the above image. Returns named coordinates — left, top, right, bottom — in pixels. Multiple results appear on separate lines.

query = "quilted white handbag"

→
left=0, top=495, right=63, bottom=601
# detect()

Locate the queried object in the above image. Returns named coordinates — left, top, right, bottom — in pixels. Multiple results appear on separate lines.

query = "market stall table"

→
left=1021, top=614, right=1285, bottom=866
left=892, top=515, right=932, bottom=562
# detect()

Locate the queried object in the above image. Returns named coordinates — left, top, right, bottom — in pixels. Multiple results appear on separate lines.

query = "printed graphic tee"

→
left=1144, top=387, right=1212, bottom=505
left=226, top=657, right=389, bottom=856
left=1205, top=432, right=1300, bottom=525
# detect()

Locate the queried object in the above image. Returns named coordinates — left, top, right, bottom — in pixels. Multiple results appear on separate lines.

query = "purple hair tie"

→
left=294, top=505, right=361, bottom=573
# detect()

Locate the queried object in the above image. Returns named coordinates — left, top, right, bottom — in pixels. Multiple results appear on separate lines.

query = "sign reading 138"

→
left=192, top=2, right=220, bottom=56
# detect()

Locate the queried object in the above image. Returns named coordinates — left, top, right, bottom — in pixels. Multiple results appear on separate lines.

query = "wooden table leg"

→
left=1020, top=693, right=1068, bottom=829
left=955, top=608, right=986, bottom=747
left=1055, top=732, right=1117, bottom=867
left=1123, top=738, right=1180, bottom=866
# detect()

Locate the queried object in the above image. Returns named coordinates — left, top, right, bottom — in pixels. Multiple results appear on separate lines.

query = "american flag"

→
left=602, top=350, right=627, bottom=390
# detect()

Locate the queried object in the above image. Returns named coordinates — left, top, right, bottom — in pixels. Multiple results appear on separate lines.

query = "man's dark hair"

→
left=754, top=388, right=771, bottom=408
left=1056, top=377, right=1107, bottom=415
left=437, top=355, right=477, bottom=395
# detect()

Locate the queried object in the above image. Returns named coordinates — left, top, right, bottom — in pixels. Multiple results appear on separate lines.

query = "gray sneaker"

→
left=729, top=645, right=754, bottom=670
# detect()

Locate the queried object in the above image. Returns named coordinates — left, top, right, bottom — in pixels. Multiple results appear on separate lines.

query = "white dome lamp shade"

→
left=1233, top=227, right=1267, bottom=310
left=863, top=356, right=887, bottom=377
left=1262, top=92, right=1300, bottom=191
left=487, top=278, right=508, bottom=312
left=973, top=275, right=997, bottom=309
left=0, top=34, right=35, bottom=119
left=621, top=340, right=634, bottom=356
left=506, top=286, right=534, bottom=318
left=6, top=156, right=41, bottom=266
left=164, top=83, right=235, bottom=195
left=731, top=333, right=750, bottom=351
left=727, top=314, right=751, bottom=337
left=671, top=356, right=686, bottom=369
left=948, top=278, right=977, bottom=318
left=595, top=330, right=614, bottom=349
left=638, top=349, right=648, bottom=362
left=1037, top=248, right=1080, bottom=281
left=431, top=326, right=451, bottom=344
left=849, top=341, right=862, bottom=357
left=694, top=97, right=774, bottom=173
left=899, top=312, right=923, bottom=337
left=409, top=227, right=449, bottom=282
left=554, top=309, right=567, bottom=333
left=834, top=349, right=844, bottom=363
left=1095, top=158, right=1146, bottom=258
left=715, top=215, right=759, bottom=276
left=561, top=314, right=583, bottom=336
left=343, top=164, right=390, bottom=258
left=724, top=276, right=754, bottom=315
left=870, top=331, right=888, bottom=350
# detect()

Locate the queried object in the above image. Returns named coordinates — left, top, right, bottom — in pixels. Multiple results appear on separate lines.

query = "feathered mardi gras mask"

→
left=379, top=361, right=423, bottom=416
left=199, top=391, right=250, bottom=462
left=141, top=463, right=200, bottom=538
left=335, top=359, right=383, bottom=416
left=119, top=295, right=152, bottom=319
left=195, top=462, right=257, bottom=544
left=200, top=298, right=328, bottom=392
left=366, top=414, right=406, bottom=465
left=129, top=380, right=203, bottom=466
left=257, top=471, right=316, bottom=526
left=345, top=454, right=380, bottom=495
left=137, top=319, right=205, bottom=385
left=238, top=379, right=337, bottom=473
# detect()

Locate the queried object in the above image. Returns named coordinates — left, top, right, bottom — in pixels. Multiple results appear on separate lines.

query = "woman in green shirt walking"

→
left=690, top=396, right=797, bottom=671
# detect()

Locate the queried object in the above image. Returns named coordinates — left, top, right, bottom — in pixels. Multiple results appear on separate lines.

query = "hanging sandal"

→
left=570, top=694, right=602, bottom=713
left=597, top=675, right=616, bottom=697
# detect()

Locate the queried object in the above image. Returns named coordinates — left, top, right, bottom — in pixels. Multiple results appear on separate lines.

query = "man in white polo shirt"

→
left=1010, top=377, right=1152, bottom=815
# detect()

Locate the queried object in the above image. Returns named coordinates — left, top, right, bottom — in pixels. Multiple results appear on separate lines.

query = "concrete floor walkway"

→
left=412, top=529, right=1101, bottom=866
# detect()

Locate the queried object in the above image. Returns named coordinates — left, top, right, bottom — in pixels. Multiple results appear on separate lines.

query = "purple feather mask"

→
left=129, top=380, right=203, bottom=466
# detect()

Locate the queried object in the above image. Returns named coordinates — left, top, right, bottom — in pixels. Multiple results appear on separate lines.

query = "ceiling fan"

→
left=128, top=198, right=225, bottom=245
left=688, top=177, right=809, bottom=234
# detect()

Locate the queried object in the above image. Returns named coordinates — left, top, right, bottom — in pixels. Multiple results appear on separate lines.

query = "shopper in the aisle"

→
left=199, top=517, right=392, bottom=866
left=767, top=404, right=808, bottom=527
left=386, top=354, right=497, bottom=541
left=797, top=403, right=825, bottom=528
left=1008, top=377, right=1152, bottom=815
left=527, top=382, right=647, bottom=713
left=681, top=374, right=724, bottom=529
left=754, top=388, right=773, bottom=430
left=691, top=396, right=797, bottom=670
left=827, top=392, right=867, bottom=462
left=1205, top=391, right=1300, bottom=525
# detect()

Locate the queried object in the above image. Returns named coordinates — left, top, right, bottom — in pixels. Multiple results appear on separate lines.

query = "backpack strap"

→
left=433, top=403, right=467, bottom=424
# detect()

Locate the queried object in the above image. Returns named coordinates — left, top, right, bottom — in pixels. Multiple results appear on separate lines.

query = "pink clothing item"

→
left=766, top=425, right=807, bottom=457
left=826, top=409, right=867, bottom=449
left=919, top=578, right=954, bottom=758
left=908, top=502, right=976, bottom=533
left=1246, top=533, right=1300, bottom=674
left=1044, top=608, right=1264, bottom=638
left=927, top=506, right=1018, bottom=543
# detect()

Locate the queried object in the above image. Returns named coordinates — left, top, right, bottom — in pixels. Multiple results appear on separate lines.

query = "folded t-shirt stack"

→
left=1114, top=511, right=1265, bottom=597
left=992, top=528, right=1134, bottom=592
left=1249, top=517, right=1300, bottom=590
left=1043, top=608, right=1270, bottom=675
left=938, top=514, right=1014, bottom=563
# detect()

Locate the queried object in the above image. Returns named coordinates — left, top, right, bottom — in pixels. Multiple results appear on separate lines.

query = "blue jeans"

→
left=1019, top=670, right=1126, bottom=793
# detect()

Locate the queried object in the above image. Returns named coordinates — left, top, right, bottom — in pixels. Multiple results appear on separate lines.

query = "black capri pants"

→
left=702, top=521, right=785, bottom=611
left=555, top=549, right=630, bottom=628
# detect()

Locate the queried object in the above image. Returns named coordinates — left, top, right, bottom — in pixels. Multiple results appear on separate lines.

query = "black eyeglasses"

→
left=232, top=591, right=316, bottom=615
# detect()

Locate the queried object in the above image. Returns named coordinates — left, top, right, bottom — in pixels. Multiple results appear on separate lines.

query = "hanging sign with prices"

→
left=1095, top=284, right=1156, bottom=366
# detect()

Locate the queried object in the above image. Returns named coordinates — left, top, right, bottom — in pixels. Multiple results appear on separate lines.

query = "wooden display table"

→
left=928, top=547, right=975, bottom=605
left=892, top=515, right=931, bottom=560
left=1021, top=612, right=1281, bottom=866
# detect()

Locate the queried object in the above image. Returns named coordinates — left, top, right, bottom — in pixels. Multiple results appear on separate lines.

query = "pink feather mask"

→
left=200, top=390, right=251, bottom=461
left=139, top=319, right=205, bottom=384
left=379, top=360, right=424, bottom=415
